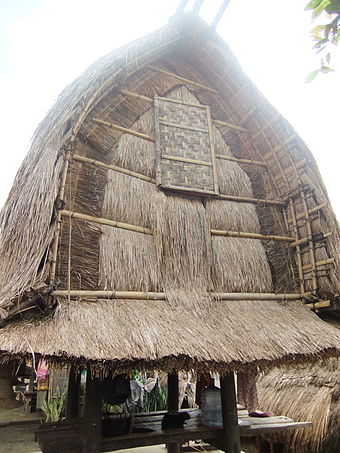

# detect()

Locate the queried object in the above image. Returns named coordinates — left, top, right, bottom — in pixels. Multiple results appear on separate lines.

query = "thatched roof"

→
left=257, top=358, right=340, bottom=453
left=0, top=13, right=339, bottom=372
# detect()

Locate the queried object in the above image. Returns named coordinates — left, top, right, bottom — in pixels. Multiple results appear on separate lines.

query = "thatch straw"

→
left=0, top=299, right=339, bottom=374
left=257, top=358, right=340, bottom=453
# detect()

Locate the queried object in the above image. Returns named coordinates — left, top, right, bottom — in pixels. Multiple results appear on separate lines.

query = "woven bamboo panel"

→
left=155, top=97, right=219, bottom=195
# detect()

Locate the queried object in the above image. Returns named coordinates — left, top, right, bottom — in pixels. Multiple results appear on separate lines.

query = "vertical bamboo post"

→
left=289, top=199, right=305, bottom=294
left=82, top=370, right=102, bottom=453
left=220, top=373, right=241, bottom=453
left=49, top=142, right=73, bottom=283
left=167, top=372, right=181, bottom=453
left=66, top=365, right=81, bottom=420
left=301, top=190, right=318, bottom=291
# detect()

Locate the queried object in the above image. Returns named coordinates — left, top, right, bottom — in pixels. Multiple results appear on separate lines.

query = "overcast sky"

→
left=0, top=0, right=339, bottom=218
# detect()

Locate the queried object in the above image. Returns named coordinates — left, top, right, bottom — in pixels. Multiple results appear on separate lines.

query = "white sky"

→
left=0, top=0, right=339, bottom=218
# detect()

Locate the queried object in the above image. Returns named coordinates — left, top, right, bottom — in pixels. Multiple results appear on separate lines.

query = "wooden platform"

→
left=101, top=409, right=311, bottom=452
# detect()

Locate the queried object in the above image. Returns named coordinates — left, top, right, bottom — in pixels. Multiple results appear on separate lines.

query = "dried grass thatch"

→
left=257, top=358, right=340, bottom=453
left=0, top=299, right=339, bottom=374
left=0, top=14, right=339, bottom=371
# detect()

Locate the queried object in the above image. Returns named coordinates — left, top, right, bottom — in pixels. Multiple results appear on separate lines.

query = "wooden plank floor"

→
left=101, top=409, right=312, bottom=452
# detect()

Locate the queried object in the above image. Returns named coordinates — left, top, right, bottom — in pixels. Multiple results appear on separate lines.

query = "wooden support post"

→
left=66, top=366, right=81, bottom=420
left=167, top=372, right=181, bottom=453
left=82, top=371, right=102, bottom=453
left=220, top=373, right=241, bottom=453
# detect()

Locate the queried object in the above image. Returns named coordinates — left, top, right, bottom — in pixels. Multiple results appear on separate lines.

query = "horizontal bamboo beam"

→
left=302, top=258, right=335, bottom=272
left=60, top=210, right=153, bottom=235
left=216, top=154, right=267, bottom=167
left=213, top=119, right=248, bottom=133
left=147, top=65, right=219, bottom=94
left=217, top=194, right=286, bottom=207
left=120, top=89, right=248, bottom=132
left=52, top=290, right=302, bottom=301
left=211, top=229, right=294, bottom=242
left=162, top=154, right=212, bottom=167
left=287, top=202, right=328, bottom=224
left=72, top=154, right=155, bottom=183
left=290, top=232, right=332, bottom=248
left=305, top=300, right=331, bottom=309
left=92, top=118, right=154, bottom=142
left=120, top=89, right=152, bottom=103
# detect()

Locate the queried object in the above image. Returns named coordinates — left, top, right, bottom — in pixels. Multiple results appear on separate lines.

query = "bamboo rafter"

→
left=52, top=290, right=303, bottom=301
left=92, top=118, right=154, bottom=142
left=216, top=154, right=267, bottom=167
left=147, top=65, right=219, bottom=94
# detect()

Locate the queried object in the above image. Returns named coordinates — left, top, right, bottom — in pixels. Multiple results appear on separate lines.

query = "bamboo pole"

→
left=92, top=118, right=154, bottom=142
left=120, top=89, right=152, bottom=103
left=50, top=145, right=72, bottom=282
left=207, top=105, right=220, bottom=194
left=290, top=232, right=332, bottom=248
left=289, top=199, right=306, bottom=294
left=60, top=210, right=153, bottom=235
left=211, top=229, right=294, bottom=242
left=147, top=65, right=219, bottom=94
left=52, top=290, right=302, bottom=300
left=72, top=154, right=155, bottom=183
left=217, top=194, right=286, bottom=207
left=216, top=154, right=267, bottom=167
left=300, top=190, right=318, bottom=290
left=305, top=300, right=331, bottom=309
left=302, top=258, right=335, bottom=272
left=162, top=154, right=212, bottom=167
left=213, top=119, right=248, bottom=133
left=287, top=202, right=328, bottom=224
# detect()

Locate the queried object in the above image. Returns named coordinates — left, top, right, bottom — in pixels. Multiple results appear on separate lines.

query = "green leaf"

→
left=305, top=0, right=324, bottom=10
left=305, top=69, right=320, bottom=82
left=312, top=0, right=331, bottom=18
left=320, top=65, right=335, bottom=72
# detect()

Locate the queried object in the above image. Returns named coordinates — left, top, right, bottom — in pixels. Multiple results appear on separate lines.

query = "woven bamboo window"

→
left=154, top=96, right=219, bottom=196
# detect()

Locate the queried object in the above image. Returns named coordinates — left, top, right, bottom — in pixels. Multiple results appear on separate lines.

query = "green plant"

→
left=143, top=383, right=168, bottom=412
left=41, top=388, right=66, bottom=423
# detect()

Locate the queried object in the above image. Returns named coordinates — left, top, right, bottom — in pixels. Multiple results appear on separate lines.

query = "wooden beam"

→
left=302, top=258, right=335, bottom=272
left=216, top=154, right=267, bottom=167
left=52, top=290, right=302, bottom=301
left=60, top=210, right=153, bottom=235
left=72, top=154, right=155, bottom=183
left=167, top=372, right=181, bottom=453
left=147, top=65, right=219, bottom=94
left=211, top=229, right=294, bottom=242
left=92, top=118, right=154, bottom=142
left=217, top=194, right=286, bottom=207
left=66, top=366, right=81, bottom=420
left=83, top=371, right=102, bottom=453
left=220, top=373, right=241, bottom=453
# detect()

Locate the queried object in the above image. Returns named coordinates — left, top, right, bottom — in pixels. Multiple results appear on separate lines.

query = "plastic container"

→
left=201, top=385, right=222, bottom=427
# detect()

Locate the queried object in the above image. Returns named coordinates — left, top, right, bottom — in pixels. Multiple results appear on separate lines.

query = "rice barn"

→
left=0, top=6, right=339, bottom=453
